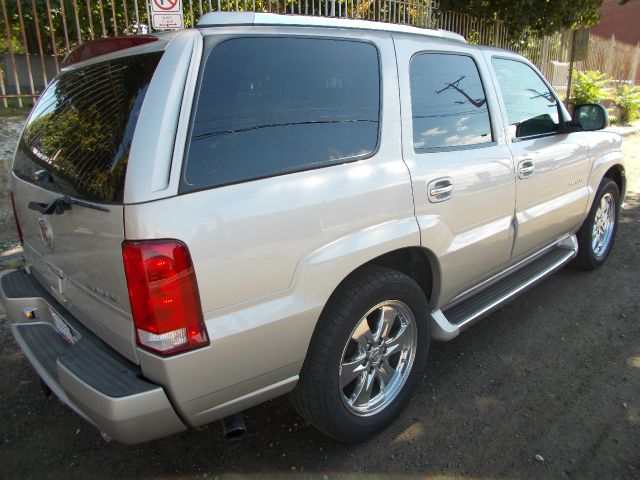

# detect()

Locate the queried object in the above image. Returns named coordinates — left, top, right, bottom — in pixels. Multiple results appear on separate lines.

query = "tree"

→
left=437, top=0, right=604, bottom=39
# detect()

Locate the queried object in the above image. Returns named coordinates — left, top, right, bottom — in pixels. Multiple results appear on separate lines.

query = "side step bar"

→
left=431, top=236, right=578, bottom=341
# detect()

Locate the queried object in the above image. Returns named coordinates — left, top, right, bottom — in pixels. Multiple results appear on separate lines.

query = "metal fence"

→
left=1, top=0, right=637, bottom=110
left=4, top=0, right=434, bottom=108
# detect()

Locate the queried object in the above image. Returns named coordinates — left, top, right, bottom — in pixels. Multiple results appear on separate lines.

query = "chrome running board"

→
left=430, top=235, right=577, bottom=341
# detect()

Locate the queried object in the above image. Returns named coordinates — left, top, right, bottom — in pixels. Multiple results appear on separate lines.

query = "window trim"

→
left=408, top=51, right=496, bottom=154
left=179, top=35, right=383, bottom=195
left=490, top=55, right=566, bottom=143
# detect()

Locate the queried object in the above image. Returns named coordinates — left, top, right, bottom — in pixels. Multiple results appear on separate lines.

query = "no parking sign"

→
left=149, top=0, right=184, bottom=30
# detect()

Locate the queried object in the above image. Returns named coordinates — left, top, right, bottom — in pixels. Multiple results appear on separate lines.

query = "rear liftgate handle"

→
left=27, top=196, right=109, bottom=215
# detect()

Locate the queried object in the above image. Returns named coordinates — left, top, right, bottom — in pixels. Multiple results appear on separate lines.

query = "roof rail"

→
left=197, top=12, right=467, bottom=43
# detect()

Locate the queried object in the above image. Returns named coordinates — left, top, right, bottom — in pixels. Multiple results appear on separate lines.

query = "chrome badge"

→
left=38, top=216, right=53, bottom=251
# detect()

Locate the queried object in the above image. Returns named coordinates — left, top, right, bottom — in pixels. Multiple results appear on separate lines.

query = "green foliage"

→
left=570, top=70, right=612, bottom=106
left=438, top=0, right=603, bottom=40
left=616, top=84, right=640, bottom=124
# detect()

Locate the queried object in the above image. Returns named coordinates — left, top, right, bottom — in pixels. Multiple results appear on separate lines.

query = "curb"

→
left=606, top=122, right=640, bottom=137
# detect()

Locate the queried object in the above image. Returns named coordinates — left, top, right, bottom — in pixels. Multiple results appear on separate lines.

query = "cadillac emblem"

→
left=38, top=216, right=53, bottom=251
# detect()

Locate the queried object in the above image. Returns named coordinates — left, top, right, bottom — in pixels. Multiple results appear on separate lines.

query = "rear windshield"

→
left=13, top=52, right=162, bottom=203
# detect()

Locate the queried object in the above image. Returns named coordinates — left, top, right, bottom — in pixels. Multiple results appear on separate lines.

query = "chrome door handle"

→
left=430, top=185, right=453, bottom=196
left=427, top=177, right=454, bottom=203
left=518, top=159, right=535, bottom=179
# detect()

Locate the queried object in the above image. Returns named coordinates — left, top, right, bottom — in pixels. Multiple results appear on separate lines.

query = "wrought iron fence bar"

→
left=134, top=0, right=140, bottom=31
left=1, top=0, right=22, bottom=107
left=30, top=0, right=49, bottom=87
left=98, top=0, right=108, bottom=37
left=84, top=0, right=95, bottom=40
left=0, top=67, right=7, bottom=108
left=44, top=0, right=59, bottom=73
left=71, top=0, right=83, bottom=45
left=59, top=0, right=71, bottom=52
left=15, top=0, right=35, bottom=99
left=123, top=0, right=130, bottom=33
left=110, top=0, right=118, bottom=35
left=145, top=0, right=151, bottom=30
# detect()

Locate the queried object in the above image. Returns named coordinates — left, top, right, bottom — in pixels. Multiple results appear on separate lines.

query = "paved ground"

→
left=0, top=117, right=639, bottom=479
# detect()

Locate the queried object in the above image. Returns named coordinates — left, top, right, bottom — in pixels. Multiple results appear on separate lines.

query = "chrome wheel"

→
left=591, top=192, right=616, bottom=258
left=339, top=300, right=417, bottom=416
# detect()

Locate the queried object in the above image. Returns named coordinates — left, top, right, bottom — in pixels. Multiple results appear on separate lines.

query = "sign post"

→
left=149, top=0, right=184, bottom=30
left=566, top=28, right=589, bottom=105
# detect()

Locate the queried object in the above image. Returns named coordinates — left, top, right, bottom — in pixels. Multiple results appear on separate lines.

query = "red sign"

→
left=153, top=0, right=178, bottom=11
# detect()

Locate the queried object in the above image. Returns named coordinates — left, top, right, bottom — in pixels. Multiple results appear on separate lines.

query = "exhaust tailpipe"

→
left=221, top=413, right=246, bottom=441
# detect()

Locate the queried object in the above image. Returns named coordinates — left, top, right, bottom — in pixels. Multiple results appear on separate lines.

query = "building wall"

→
left=590, top=0, right=640, bottom=46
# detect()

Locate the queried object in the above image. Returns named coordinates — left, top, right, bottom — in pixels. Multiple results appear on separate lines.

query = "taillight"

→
left=10, top=192, right=24, bottom=244
left=122, top=240, right=209, bottom=356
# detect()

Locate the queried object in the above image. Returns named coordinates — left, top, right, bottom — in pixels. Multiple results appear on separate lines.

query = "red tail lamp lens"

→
left=122, top=240, right=209, bottom=355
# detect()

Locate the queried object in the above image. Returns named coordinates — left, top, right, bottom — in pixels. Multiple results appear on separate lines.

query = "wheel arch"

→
left=366, top=247, right=440, bottom=305
left=317, top=246, right=440, bottom=321
left=603, top=164, right=626, bottom=202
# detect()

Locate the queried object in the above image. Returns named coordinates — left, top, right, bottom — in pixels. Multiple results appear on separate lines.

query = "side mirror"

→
left=572, top=104, right=609, bottom=131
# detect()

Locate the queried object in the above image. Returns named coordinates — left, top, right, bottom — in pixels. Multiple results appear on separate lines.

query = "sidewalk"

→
left=606, top=119, right=640, bottom=137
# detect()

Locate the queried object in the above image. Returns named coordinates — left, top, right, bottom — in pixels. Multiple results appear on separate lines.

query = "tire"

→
left=574, top=178, right=620, bottom=270
left=290, top=265, right=430, bottom=442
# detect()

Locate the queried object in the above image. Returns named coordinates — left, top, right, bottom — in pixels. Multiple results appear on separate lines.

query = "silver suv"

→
left=2, top=13, right=626, bottom=444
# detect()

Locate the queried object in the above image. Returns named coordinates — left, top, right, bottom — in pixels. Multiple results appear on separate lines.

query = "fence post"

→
left=605, top=35, right=616, bottom=76
left=540, top=35, right=550, bottom=78
left=631, top=44, right=640, bottom=84
left=566, top=29, right=577, bottom=105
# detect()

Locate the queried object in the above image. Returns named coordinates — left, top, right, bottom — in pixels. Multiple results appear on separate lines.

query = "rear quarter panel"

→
left=124, top=28, right=420, bottom=424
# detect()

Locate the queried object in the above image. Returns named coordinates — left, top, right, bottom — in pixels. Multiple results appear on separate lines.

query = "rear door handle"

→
left=517, top=159, right=535, bottom=179
left=427, top=177, right=454, bottom=203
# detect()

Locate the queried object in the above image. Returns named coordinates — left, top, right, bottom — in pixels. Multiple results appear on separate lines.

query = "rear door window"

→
left=182, top=37, right=381, bottom=192
left=13, top=52, right=162, bottom=203
left=410, top=53, right=493, bottom=151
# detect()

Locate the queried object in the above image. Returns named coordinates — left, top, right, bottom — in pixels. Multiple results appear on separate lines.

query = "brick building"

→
left=590, top=0, right=640, bottom=46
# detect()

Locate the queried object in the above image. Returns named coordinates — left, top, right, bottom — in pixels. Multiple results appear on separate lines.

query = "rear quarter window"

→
left=181, top=37, right=381, bottom=192
left=13, top=52, right=163, bottom=203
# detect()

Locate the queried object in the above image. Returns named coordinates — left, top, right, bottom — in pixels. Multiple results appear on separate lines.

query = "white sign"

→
left=149, top=0, right=184, bottom=30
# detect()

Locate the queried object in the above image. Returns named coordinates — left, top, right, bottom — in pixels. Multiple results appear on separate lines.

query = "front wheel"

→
left=290, top=265, right=430, bottom=442
left=574, top=178, right=620, bottom=270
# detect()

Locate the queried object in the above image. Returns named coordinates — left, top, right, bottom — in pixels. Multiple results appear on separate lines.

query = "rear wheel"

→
left=574, top=178, right=620, bottom=270
left=291, top=265, right=430, bottom=442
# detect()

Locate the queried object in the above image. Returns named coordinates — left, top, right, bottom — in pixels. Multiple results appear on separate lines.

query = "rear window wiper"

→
left=28, top=196, right=110, bottom=215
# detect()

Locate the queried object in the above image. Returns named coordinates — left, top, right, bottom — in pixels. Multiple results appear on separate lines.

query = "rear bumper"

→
left=0, top=269, right=186, bottom=444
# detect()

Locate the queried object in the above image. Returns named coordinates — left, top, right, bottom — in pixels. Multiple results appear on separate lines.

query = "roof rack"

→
left=197, top=12, right=467, bottom=43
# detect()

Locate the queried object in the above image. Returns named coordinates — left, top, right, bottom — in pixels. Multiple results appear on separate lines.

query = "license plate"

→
left=51, top=310, right=76, bottom=344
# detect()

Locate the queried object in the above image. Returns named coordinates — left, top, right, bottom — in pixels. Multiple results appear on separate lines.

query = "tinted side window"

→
left=410, top=53, right=492, bottom=151
left=183, top=37, right=380, bottom=191
left=14, top=52, right=162, bottom=203
left=491, top=58, right=560, bottom=139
